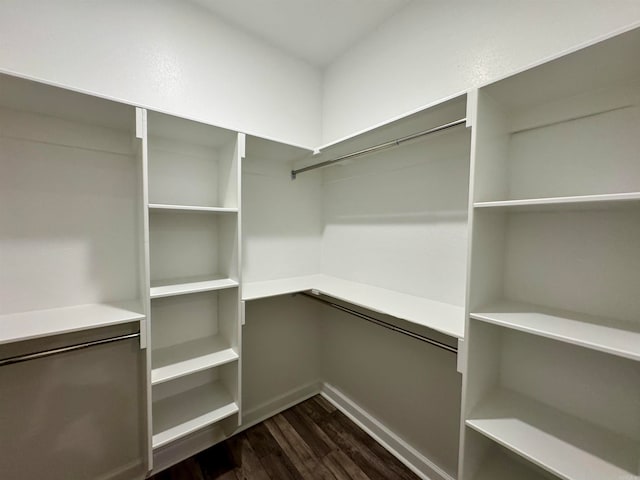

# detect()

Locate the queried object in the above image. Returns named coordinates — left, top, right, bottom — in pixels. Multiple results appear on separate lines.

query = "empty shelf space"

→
left=471, top=300, right=640, bottom=361
left=152, top=381, right=238, bottom=449
left=466, top=388, right=640, bottom=480
left=148, top=203, right=238, bottom=213
left=474, top=192, right=640, bottom=211
left=152, top=336, right=238, bottom=385
left=0, top=301, right=145, bottom=345
left=150, top=276, right=238, bottom=299
left=473, top=451, right=548, bottom=480
left=242, top=274, right=464, bottom=338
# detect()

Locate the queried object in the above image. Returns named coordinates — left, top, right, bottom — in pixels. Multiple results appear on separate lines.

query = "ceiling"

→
left=193, top=0, right=411, bottom=67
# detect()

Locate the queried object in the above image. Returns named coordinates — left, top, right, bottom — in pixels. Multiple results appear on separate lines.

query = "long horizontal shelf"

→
left=152, top=335, right=238, bottom=385
left=242, top=275, right=318, bottom=301
left=473, top=451, right=547, bottom=480
left=242, top=274, right=464, bottom=338
left=474, top=192, right=640, bottom=211
left=471, top=300, right=640, bottom=361
left=150, top=276, right=238, bottom=299
left=467, top=389, right=640, bottom=480
left=152, top=381, right=238, bottom=449
left=0, top=301, right=145, bottom=345
left=148, top=203, right=238, bottom=213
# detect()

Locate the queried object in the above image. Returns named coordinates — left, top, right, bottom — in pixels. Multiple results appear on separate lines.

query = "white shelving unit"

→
left=0, top=73, right=148, bottom=479
left=4, top=22, right=640, bottom=480
left=461, top=26, right=640, bottom=480
left=142, top=111, right=244, bottom=464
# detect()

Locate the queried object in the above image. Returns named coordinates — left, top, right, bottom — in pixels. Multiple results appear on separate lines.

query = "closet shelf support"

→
left=291, top=118, right=467, bottom=179
left=297, top=292, right=457, bottom=354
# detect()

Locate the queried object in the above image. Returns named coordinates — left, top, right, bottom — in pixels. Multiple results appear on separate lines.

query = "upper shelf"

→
left=242, top=274, right=464, bottom=339
left=474, top=192, right=640, bottom=212
left=148, top=204, right=238, bottom=214
left=470, top=300, right=640, bottom=361
left=0, top=301, right=145, bottom=345
left=150, top=275, right=238, bottom=299
left=293, top=93, right=468, bottom=175
left=481, top=27, right=640, bottom=112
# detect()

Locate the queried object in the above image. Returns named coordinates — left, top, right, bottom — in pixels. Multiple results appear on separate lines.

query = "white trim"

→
left=151, top=423, right=227, bottom=475
left=321, top=383, right=456, bottom=480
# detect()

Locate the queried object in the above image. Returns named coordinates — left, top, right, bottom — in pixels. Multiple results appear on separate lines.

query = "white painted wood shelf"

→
left=150, top=276, right=239, bottom=299
left=242, top=274, right=464, bottom=338
left=471, top=301, right=640, bottom=361
left=152, top=381, right=238, bottom=449
left=0, top=302, right=145, bottom=345
left=466, top=389, right=640, bottom=480
left=474, top=192, right=640, bottom=211
left=473, top=451, right=547, bottom=480
left=148, top=203, right=238, bottom=214
left=152, top=336, right=238, bottom=385
left=241, top=275, right=318, bottom=301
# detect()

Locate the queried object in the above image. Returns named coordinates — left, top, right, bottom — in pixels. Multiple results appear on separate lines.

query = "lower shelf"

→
left=473, top=450, right=550, bottom=480
left=151, top=336, right=238, bottom=385
left=152, top=381, right=238, bottom=449
left=466, top=388, right=640, bottom=480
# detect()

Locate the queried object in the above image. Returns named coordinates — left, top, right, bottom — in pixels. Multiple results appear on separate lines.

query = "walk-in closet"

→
left=1, top=2, right=639, bottom=480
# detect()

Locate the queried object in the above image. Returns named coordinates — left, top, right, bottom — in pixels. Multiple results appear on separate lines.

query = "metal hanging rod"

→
left=0, top=332, right=140, bottom=367
left=291, top=118, right=467, bottom=179
left=298, top=292, right=457, bottom=354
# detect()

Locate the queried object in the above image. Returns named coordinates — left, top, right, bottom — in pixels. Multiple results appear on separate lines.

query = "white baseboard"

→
left=321, top=383, right=456, bottom=480
left=240, top=380, right=322, bottom=431
left=148, top=381, right=455, bottom=480
left=150, top=424, right=227, bottom=476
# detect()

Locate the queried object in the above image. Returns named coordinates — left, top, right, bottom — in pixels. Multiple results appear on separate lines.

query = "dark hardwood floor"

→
left=151, top=395, right=421, bottom=480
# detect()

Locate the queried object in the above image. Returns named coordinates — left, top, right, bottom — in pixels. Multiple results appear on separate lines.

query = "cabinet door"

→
left=0, top=327, right=146, bottom=480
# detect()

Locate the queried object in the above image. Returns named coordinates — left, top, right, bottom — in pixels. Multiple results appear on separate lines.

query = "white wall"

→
left=322, top=0, right=640, bottom=143
left=0, top=0, right=322, bottom=147
left=320, top=306, right=462, bottom=478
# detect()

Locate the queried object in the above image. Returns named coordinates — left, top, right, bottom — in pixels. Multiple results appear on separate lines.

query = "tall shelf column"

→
left=460, top=26, right=640, bottom=480
left=140, top=110, right=244, bottom=469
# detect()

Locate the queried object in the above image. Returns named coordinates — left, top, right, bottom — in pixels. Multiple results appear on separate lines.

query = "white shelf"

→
left=471, top=300, right=640, bottom=361
left=150, top=276, right=238, bottom=299
left=0, top=301, right=145, bottom=345
left=148, top=203, right=238, bottom=214
left=473, top=451, right=547, bottom=480
left=242, top=274, right=464, bottom=338
left=474, top=192, right=640, bottom=211
left=152, top=381, right=238, bottom=449
left=242, top=275, right=318, bottom=301
left=152, top=336, right=238, bottom=385
left=467, top=389, right=640, bottom=480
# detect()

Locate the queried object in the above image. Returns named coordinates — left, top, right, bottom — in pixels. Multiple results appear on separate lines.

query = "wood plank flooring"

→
left=151, top=395, right=421, bottom=480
